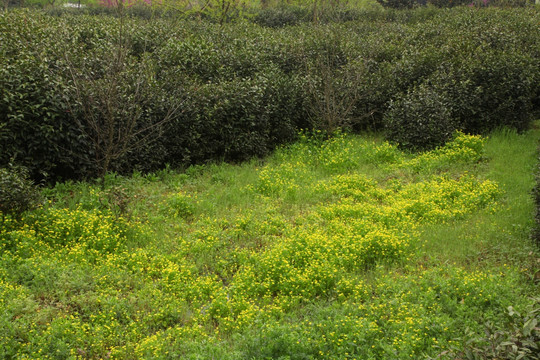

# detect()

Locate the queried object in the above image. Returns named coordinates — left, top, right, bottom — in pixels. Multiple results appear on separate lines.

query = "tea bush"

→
left=0, top=164, right=42, bottom=221
left=377, top=0, right=419, bottom=8
left=428, top=0, right=471, bottom=7
left=253, top=5, right=309, bottom=28
left=384, top=83, right=457, bottom=150
left=1, top=8, right=539, bottom=180
left=432, top=50, right=537, bottom=135
left=0, top=13, right=89, bottom=180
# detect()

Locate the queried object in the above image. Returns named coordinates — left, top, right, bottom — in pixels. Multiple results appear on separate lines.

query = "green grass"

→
left=420, top=128, right=539, bottom=264
left=1, top=130, right=539, bottom=359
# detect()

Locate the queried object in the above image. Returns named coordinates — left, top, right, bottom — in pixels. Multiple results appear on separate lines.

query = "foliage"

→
left=64, top=25, right=180, bottom=179
left=0, top=164, right=42, bottom=221
left=376, top=0, right=419, bottom=8
left=1, top=8, right=539, bottom=180
left=432, top=51, right=537, bottom=135
left=3, top=206, right=133, bottom=255
left=0, top=12, right=87, bottom=180
left=252, top=4, right=309, bottom=28
left=432, top=297, right=540, bottom=360
left=428, top=0, right=472, bottom=7
left=384, top=83, right=457, bottom=150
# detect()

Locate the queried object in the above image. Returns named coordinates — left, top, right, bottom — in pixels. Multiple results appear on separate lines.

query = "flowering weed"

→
left=0, top=130, right=537, bottom=359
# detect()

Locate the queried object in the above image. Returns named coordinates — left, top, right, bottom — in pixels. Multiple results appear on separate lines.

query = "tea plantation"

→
left=1, top=2, right=540, bottom=359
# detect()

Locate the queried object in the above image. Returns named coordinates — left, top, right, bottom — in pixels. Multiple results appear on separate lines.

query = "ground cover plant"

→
left=1, top=128, right=539, bottom=359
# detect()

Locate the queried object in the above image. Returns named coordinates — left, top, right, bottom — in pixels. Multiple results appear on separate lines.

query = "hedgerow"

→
left=0, top=7, right=539, bottom=180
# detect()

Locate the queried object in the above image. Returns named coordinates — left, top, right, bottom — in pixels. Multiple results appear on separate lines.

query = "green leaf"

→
left=522, top=318, right=537, bottom=336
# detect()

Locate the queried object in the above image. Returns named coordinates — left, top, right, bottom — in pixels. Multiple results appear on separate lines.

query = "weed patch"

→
left=0, top=131, right=538, bottom=358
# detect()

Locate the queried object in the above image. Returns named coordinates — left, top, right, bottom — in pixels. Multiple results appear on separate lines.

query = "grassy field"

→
left=1, top=128, right=539, bottom=359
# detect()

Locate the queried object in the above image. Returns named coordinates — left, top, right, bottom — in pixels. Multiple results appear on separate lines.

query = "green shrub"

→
left=158, top=37, right=224, bottom=82
left=384, top=83, right=457, bottom=150
left=253, top=5, right=308, bottom=28
left=485, top=0, right=532, bottom=7
left=0, top=164, right=42, bottom=221
left=162, top=70, right=303, bottom=165
left=427, top=0, right=471, bottom=7
left=376, top=0, right=419, bottom=8
left=319, top=8, right=364, bottom=23
left=0, top=12, right=91, bottom=180
left=432, top=51, right=536, bottom=134
left=432, top=297, right=540, bottom=360
left=1, top=8, right=539, bottom=180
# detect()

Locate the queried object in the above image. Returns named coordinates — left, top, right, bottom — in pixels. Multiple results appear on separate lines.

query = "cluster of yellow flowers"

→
left=397, top=132, right=485, bottom=172
left=4, top=207, right=132, bottom=261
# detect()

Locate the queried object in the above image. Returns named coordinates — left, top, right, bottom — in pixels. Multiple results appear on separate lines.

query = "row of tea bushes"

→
left=1, top=7, right=539, bottom=180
